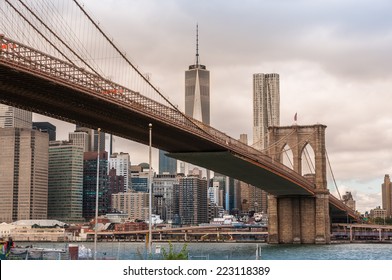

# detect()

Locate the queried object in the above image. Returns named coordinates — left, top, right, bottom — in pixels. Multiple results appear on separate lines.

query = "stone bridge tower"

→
left=266, top=124, right=330, bottom=244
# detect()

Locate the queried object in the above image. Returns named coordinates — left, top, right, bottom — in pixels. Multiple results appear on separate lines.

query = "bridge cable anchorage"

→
left=14, top=0, right=107, bottom=90
left=71, top=0, right=209, bottom=136
left=326, top=148, right=342, bottom=200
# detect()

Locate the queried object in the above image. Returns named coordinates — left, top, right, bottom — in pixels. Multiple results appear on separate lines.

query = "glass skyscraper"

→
left=185, top=26, right=210, bottom=124
left=159, top=149, right=177, bottom=175
left=33, top=122, right=56, bottom=141
left=83, top=151, right=109, bottom=221
left=48, top=141, right=84, bottom=223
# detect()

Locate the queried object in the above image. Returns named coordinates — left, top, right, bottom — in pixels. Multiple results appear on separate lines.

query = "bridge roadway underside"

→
left=0, top=62, right=311, bottom=197
left=0, top=63, right=223, bottom=153
left=0, top=62, right=355, bottom=225
left=168, top=151, right=311, bottom=196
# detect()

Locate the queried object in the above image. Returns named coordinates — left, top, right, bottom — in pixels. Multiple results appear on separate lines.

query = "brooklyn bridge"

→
left=0, top=0, right=359, bottom=244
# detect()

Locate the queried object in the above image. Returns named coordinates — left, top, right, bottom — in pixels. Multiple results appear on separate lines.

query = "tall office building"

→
left=112, top=191, right=149, bottom=220
left=69, top=131, right=90, bottom=152
left=184, top=25, right=210, bottom=178
left=48, top=141, right=84, bottom=223
left=252, top=74, right=279, bottom=213
left=382, top=174, right=392, bottom=218
left=0, top=128, right=49, bottom=223
left=237, top=133, right=268, bottom=214
left=106, top=134, right=114, bottom=156
left=108, top=168, right=125, bottom=195
left=93, top=129, right=106, bottom=152
left=83, top=151, right=109, bottom=221
left=33, top=122, right=56, bottom=141
left=185, top=25, right=210, bottom=124
left=212, top=173, right=227, bottom=210
left=208, top=181, right=221, bottom=206
left=342, top=191, right=356, bottom=211
left=159, top=150, right=177, bottom=175
left=253, top=73, right=280, bottom=151
left=0, top=104, right=48, bottom=223
left=179, top=170, right=208, bottom=225
left=153, top=174, right=181, bottom=222
left=75, top=125, right=105, bottom=152
left=130, top=164, right=152, bottom=192
left=0, top=104, right=32, bottom=129
left=157, top=26, right=211, bottom=176
left=239, top=182, right=267, bottom=214
left=109, top=152, right=131, bottom=190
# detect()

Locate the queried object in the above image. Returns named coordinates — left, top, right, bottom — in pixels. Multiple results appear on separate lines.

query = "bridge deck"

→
left=168, top=151, right=313, bottom=196
left=0, top=37, right=359, bottom=221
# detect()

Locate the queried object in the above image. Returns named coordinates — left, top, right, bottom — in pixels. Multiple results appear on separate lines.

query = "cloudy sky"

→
left=33, top=0, right=392, bottom=213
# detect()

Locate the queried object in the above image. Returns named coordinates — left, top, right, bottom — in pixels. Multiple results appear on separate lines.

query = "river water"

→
left=14, top=241, right=392, bottom=260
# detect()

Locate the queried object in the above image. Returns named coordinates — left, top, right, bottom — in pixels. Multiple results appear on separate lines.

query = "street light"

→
left=148, top=123, right=152, bottom=255
left=94, top=128, right=101, bottom=260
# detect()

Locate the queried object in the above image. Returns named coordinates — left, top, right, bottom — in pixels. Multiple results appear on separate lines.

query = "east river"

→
left=13, top=241, right=392, bottom=260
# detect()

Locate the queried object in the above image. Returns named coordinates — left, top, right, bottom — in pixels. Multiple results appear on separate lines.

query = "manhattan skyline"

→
left=32, top=0, right=392, bottom=213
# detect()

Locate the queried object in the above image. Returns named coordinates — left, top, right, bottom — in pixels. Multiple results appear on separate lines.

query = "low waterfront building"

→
left=0, top=222, right=15, bottom=239
left=1, top=220, right=68, bottom=242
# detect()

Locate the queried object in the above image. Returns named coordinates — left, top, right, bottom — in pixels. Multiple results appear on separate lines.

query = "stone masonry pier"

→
left=266, top=125, right=330, bottom=244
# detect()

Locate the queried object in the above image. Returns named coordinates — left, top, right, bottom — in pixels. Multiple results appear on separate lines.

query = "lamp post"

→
left=148, top=123, right=152, bottom=255
left=94, top=128, right=101, bottom=260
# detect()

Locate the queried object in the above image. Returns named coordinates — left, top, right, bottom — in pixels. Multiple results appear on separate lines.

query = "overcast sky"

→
left=33, top=0, right=392, bottom=213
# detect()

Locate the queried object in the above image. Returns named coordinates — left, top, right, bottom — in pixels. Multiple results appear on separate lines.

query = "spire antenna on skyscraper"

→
left=196, top=24, right=199, bottom=66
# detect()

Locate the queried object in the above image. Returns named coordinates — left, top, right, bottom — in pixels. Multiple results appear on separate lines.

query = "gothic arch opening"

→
left=301, top=143, right=315, bottom=180
left=280, top=144, right=294, bottom=170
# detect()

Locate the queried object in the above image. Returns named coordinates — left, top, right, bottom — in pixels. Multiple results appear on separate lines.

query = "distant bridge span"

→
left=0, top=37, right=359, bottom=243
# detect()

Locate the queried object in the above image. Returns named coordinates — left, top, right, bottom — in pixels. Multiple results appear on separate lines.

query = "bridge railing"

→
left=1, top=36, right=316, bottom=192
